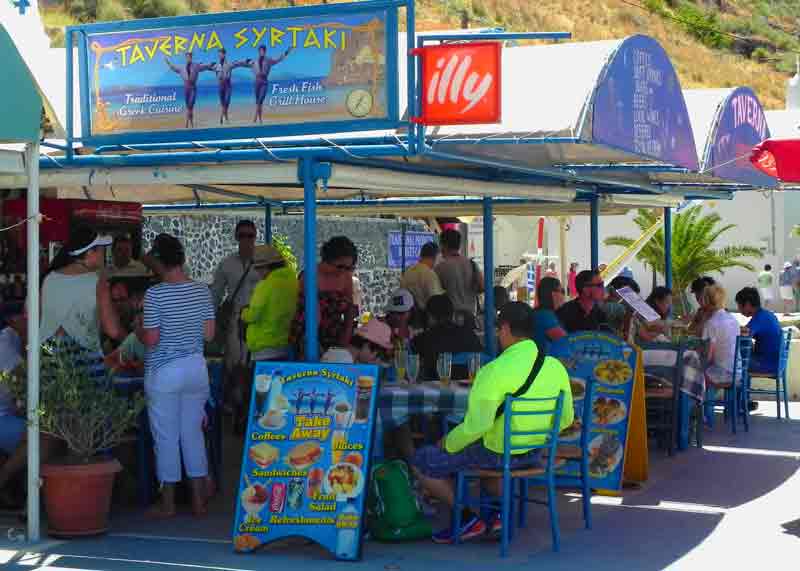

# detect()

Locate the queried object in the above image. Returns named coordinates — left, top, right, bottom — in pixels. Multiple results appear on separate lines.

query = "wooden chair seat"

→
left=473, top=457, right=566, bottom=478
left=646, top=387, right=674, bottom=399
left=750, top=371, right=777, bottom=379
left=542, top=445, right=581, bottom=460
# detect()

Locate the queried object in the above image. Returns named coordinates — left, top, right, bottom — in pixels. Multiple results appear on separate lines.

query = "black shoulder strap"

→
left=228, top=261, right=252, bottom=304
left=495, top=348, right=546, bottom=420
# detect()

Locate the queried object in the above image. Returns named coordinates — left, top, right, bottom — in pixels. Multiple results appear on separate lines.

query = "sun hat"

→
left=354, top=319, right=393, bottom=350
left=386, top=288, right=414, bottom=313
left=67, top=228, right=112, bottom=256
left=785, top=262, right=793, bottom=269
left=252, top=245, right=284, bottom=268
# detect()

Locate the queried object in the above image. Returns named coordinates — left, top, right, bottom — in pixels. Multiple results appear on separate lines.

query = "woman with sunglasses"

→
left=291, top=236, right=359, bottom=359
left=531, top=277, right=567, bottom=355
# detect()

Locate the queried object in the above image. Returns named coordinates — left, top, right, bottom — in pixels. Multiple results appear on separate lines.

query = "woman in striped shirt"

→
left=138, top=234, right=215, bottom=518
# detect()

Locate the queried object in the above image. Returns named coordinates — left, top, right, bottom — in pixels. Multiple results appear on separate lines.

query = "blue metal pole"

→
left=264, top=203, right=272, bottom=244
left=664, top=207, right=673, bottom=291
left=483, top=198, right=496, bottom=357
left=302, top=159, right=319, bottom=362
left=590, top=196, right=599, bottom=269
left=65, top=28, right=74, bottom=161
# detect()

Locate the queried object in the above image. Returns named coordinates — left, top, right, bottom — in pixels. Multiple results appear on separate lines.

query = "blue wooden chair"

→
left=749, top=328, right=792, bottom=420
left=527, top=377, right=593, bottom=531
left=452, top=392, right=565, bottom=557
left=704, top=336, right=753, bottom=434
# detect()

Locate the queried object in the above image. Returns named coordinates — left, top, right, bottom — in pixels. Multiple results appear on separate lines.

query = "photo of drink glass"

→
left=331, top=430, right=347, bottom=464
left=406, top=353, right=420, bottom=384
left=254, top=374, right=271, bottom=419
left=437, top=352, right=453, bottom=387
left=394, top=341, right=408, bottom=382
left=355, top=376, right=375, bottom=423
left=334, top=400, right=353, bottom=428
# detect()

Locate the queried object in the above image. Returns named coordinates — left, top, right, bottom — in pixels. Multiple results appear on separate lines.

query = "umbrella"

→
left=750, top=138, right=800, bottom=182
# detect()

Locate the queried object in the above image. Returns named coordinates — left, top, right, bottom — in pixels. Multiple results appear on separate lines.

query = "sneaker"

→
left=748, top=401, right=759, bottom=412
left=432, top=515, right=487, bottom=544
left=488, top=513, right=502, bottom=537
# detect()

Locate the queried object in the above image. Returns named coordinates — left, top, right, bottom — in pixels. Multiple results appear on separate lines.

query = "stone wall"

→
left=142, top=213, right=428, bottom=314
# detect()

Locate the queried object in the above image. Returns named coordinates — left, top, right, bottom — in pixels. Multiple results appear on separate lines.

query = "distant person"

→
left=779, top=262, right=795, bottom=313
left=385, top=289, right=415, bottom=345
left=400, top=242, right=444, bottom=327
left=411, top=294, right=482, bottom=380
left=531, top=277, right=567, bottom=355
left=543, top=262, right=558, bottom=279
left=212, top=48, right=250, bottom=125
left=757, top=264, right=775, bottom=310
left=688, top=276, right=716, bottom=335
left=567, top=262, right=578, bottom=298
left=556, top=269, right=607, bottom=333
left=646, top=286, right=673, bottom=321
left=736, top=287, right=782, bottom=376
left=248, top=45, right=292, bottom=124
left=165, top=52, right=215, bottom=128
left=435, top=229, right=483, bottom=328
left=702, top=285, right=741, bottom=390
left=604, top=275, right=640, bottom=337
left=109, top=233, right=148, bottom=277
left=793, top=259, right=800, bottom=313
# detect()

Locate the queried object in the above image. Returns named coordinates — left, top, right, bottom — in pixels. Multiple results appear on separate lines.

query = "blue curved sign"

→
left=706, top=87, right=775, bottom=187
left=592, top=35, right=699, bottom=170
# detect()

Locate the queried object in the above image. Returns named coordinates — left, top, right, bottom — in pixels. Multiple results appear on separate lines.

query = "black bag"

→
left=494, top=348, right=546, bottom=419
left=214, top=262, right=252, bottom=348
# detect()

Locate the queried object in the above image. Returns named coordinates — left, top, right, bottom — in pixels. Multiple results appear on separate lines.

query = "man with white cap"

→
left=385, top=288, right=415, bottom=344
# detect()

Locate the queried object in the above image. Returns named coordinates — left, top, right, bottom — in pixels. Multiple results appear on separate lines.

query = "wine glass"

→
left=436, top=352, right=453, bottom=387
left=406, top=353, right=420, bottom=384
left=468, top=353, right=481, bottom=382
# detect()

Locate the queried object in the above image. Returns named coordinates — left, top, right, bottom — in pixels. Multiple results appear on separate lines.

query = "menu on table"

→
left=549, top=332, right=638, bottom=491
left=232, top=361, right=379, bottom=561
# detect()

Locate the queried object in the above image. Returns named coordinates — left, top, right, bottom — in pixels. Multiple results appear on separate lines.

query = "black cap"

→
left=497, top=301, right=534, bottom=338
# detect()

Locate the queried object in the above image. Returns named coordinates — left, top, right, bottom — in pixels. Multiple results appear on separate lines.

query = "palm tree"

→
left=604, top=206, right=763, bottom=315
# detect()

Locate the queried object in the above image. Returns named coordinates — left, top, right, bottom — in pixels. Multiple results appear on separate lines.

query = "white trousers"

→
left=146, top=354, right=210, bottom=484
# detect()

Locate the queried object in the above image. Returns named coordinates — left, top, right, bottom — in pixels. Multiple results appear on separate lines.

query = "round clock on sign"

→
left=346, top=89, right=373, bottom=118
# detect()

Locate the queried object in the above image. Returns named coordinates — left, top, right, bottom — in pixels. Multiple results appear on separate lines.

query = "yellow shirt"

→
left=400, top=262, right=444, bottom=310
left=445, top=339, right=574, bottom=455
left=241, top=267, right=299, bottom=353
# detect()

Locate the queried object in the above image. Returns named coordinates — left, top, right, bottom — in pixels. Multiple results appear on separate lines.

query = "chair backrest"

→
left=501, top=392, right=565, bottom=471
left=778, top=328, right=793, bottom=377
left=734, top=335, right=754, bottom=386
left=451, top=352, right=473, bottom=366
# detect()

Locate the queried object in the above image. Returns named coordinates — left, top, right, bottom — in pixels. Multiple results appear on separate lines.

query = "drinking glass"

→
left=394, top=341, right=408, bottom=382
left=468, top=353, right=481, bottom=381
left=436, top=352, right=453, bottom=387
left=406, top=353, right=420, bottom=384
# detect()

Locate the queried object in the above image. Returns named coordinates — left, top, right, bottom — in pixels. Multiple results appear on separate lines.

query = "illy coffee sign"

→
left=412, top=41, right=502, bottom=126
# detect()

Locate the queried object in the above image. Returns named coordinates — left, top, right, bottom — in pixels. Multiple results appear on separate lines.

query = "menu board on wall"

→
left=548, top=332, right=638, bottom=491
left=232, top=362, right=379, bottom=560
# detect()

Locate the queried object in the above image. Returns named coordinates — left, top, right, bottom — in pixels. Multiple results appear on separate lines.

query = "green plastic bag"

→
left=367, top=459, right=432, bottom=542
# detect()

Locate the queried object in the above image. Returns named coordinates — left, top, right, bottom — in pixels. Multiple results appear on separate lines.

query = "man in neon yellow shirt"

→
left=414, top=302, right=574, bottom=544
left=240, top=245, right=298, bottom=361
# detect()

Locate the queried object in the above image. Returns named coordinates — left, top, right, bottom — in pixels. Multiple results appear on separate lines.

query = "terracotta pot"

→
left=41, top=458, right=122, bottom=537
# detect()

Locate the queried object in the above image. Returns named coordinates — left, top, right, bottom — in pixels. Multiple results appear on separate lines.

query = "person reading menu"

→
left=413, top=303, right=573, bottom=544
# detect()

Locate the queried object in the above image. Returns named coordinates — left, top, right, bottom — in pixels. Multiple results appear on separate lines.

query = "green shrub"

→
left=751, top=46, right=771, bottom=62
left=98, top=0, right=128, bottom=21
left=123, top=0, right=191, bottom=19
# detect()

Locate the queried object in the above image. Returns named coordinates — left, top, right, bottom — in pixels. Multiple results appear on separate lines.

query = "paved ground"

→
left=1, top=401, right=799, bottom=571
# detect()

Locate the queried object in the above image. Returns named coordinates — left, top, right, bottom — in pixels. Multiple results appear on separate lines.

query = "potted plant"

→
left=1, top=344, right=145, bottom=537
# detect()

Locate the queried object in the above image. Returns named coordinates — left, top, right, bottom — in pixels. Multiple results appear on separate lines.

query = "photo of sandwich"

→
left=286, top=441, right=322, bottom=470
left=248, top=443, right=279, bottom=469
left=234, top=533, right=261, bottom=552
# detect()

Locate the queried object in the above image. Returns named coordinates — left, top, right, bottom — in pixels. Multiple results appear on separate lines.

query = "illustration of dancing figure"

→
left=212, top=48, right=250, bottom=125
left=248, top=45, right=292, bottom=124
left=165, top=52, right=214, bottom=128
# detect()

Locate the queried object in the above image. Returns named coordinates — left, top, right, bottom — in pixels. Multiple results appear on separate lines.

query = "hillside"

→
left=40, top=0, right=794, bottom=108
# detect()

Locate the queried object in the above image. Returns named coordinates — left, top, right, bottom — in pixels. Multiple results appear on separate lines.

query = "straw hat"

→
left=252, top=245, right=284, bottom=268
left=355, top=319, right=393, bottom=350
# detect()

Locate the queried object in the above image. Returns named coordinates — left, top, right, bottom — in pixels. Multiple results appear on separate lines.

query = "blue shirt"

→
left=532, top=308, right=561, bottom=355
left=144, top=281, right=214, bottom=373
left=747, top=308, right=782, bottom=373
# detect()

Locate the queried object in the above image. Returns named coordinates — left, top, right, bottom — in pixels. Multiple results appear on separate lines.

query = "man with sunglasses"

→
left=210, top=221, right=263, bottom=417
left=556, top=269, right=608, bottom=333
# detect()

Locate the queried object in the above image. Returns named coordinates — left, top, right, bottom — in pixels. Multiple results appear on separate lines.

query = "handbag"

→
left=214, top=262, right=252, bottom=348
left=494, top=347, right=546, bottom=419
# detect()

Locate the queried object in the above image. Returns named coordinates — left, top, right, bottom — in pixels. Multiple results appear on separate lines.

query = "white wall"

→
left=559, top=192, right=790, bottom=307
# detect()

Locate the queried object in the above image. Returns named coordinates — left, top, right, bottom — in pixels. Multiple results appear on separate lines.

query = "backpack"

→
left=366, top=459, right=432, bottom=542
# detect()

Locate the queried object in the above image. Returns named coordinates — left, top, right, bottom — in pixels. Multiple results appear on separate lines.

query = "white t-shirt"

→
left=703, top=309, right=740, bottom=376
left=0, top=327, right=22, bottom=416
left=40, top=271, right=101, bottom=352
